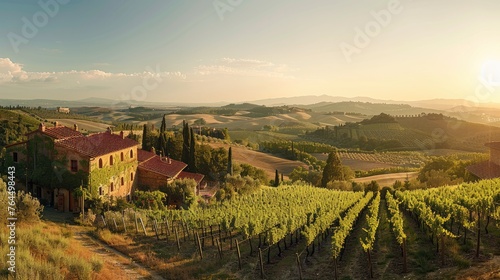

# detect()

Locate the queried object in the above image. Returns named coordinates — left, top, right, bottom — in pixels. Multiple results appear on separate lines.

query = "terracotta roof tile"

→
left=178, top=171, right=205, bottom=184
left=56, top=132, right=138, bottom=157
left=5, top=141, right=27, bottom=149
left=28, top=126, right=83, bottom=139
left=466, top=161, right=500, bottom=179
left=138, top=155, right=187, bottom=178
left=138, top=149, right=156, bottom=162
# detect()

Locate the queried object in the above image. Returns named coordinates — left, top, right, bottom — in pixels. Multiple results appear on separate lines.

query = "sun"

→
left=481, top=60, right=500, bottom=86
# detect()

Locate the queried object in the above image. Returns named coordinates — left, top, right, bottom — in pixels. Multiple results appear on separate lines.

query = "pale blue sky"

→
left=1, top=0, right=500, bottom=103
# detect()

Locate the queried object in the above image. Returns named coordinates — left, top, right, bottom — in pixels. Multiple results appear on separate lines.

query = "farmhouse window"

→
left=130, top=149, right=134, bottom=158
left=131, top=172, right=134, bottom=181
left=110, top=155, right=114, bottom=166
left=110, top=182, right=114, bottom=192
left=121, top=152, right=124, bottom=161
left=71, top=160, right=78, bottom=172
left=99, top=186, right=103, bottom=196
left=99, top=158, right=103, bottom=168
left=121, top=177, right=124, bottom=186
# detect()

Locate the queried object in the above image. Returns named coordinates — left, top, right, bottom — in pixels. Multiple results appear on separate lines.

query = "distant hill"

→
left=248, top=95, right=387, bottom=106
left=222, top=103, right=261, bottom=110
left=249, top=94, right=500, bottom=112
left=304, top=113, right=500, bottom=152
left=5, top=95, right=500, bottom=129
left=302, top=101, right=442, bottom=116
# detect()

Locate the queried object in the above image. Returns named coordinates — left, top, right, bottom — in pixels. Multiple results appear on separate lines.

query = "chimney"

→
left=74, top=124, right=78, bottom=131
left=168, top=157, right=171, bottom=164
left=39, top=123, right=46, bottom=132
left=106, top=127, right=112, bottom=134
left=54, top=121, right=59, bottom=127
left=120, top=131, right=124, bottom=139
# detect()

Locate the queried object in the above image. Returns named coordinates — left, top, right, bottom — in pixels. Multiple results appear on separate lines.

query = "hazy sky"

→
left=1, top=0, right=500, bottom=104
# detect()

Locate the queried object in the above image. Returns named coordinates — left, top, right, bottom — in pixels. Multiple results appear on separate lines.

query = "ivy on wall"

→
left=89, top=154, right=137, bottom=197
left=3, top=134, right=89, bottom=192
left=2, top=144, right=27, bottom=179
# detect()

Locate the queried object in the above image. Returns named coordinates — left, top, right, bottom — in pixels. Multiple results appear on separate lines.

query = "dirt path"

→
left=72, top=227, right=165, bottom=280
left=373, top=199, right=406, bottom=279
left=42, top=208, right=165, bottom=279
left=337, top=206, right=372, bottom=280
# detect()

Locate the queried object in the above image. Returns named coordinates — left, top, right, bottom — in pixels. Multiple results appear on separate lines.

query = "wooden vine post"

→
left=215, top=238, right=223, bottom=259
left=134, top=212, right=138, bottom=233
left=174, top=227, right=181, bottom=251
left=236, top=240, right=242, bottom=270
left=122, top=216, right=127, bottom=233
left=258, top=248, right=265, bottom=279
left=112, top=218, right=118, bottom=232
left=139, top=217, right=147, bottom=236
left=195, top=232, right=203, bottom=259
left=295, top=253, right=302, bottom=280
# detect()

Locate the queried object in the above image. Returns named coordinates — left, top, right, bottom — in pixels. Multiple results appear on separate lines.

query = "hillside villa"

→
left=5, top=122, right=204, bottom=212
left=56, top=107, right=70, bottom=114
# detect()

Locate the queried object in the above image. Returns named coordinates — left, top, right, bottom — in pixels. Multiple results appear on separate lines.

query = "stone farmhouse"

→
left=56, top=107, right=70, bottom=114
left=5, top=122, right=204, bottom=212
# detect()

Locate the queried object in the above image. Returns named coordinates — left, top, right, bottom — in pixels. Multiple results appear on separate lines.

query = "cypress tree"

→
left=160, top=114, right=167, bottom=133
left=227, top=147, right=233, bottom=176
left=142, top=124, right=151, bottom=151
left=158, top=133, right=167, bottom=157
left=321, top=151, right=344, bottom=188
left=274, top=169, right=280, bottom=187
left=181, top=121, right=190, bottom=164
left=189, top=127, right=196, bottom=172
left=157, top=114, right=168, bottom=156
left=166, top=136, right=172, bottom=157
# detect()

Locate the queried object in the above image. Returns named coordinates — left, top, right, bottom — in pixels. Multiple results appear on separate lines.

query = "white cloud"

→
left=195, top=58, right=297, bottom=79
left=0, top=58, right=186, bottom=84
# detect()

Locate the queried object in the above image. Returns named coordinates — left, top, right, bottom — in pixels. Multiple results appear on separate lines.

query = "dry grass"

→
left=96, top=228, right=133, bottom=247
left=0, top=221, right=106, bottom=280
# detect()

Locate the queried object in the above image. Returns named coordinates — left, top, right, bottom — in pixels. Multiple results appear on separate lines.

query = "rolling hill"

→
left=305, top=113, right=500, bottom=152
left=302, top=101, right=443, bottom=116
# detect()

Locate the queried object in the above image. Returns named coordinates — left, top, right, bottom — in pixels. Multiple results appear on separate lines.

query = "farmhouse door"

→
left=58, top=194, right=65, bottom=212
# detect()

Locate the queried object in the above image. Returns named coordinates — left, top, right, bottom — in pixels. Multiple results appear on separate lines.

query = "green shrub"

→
left=0, top=178, right=44, bottom=223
